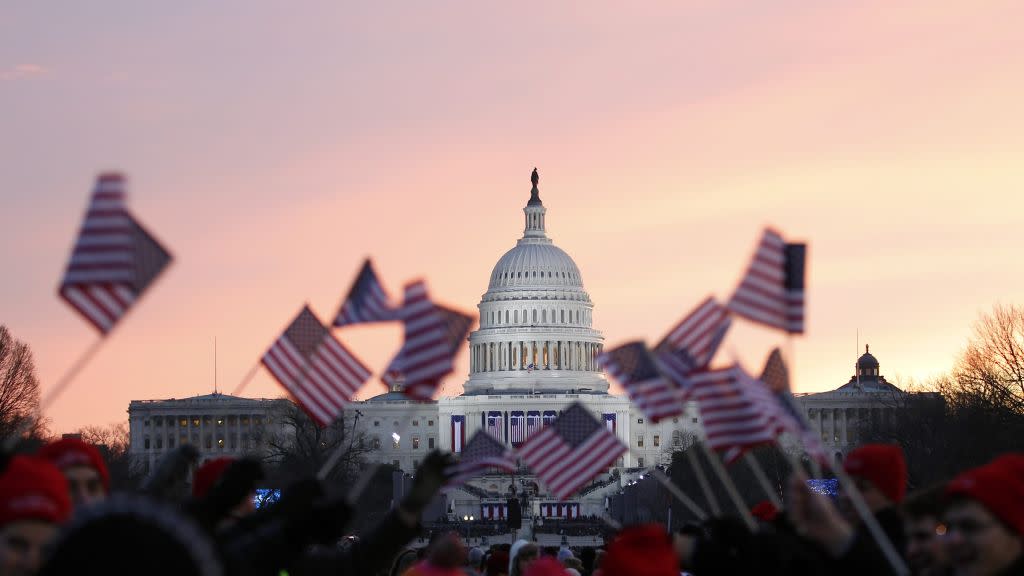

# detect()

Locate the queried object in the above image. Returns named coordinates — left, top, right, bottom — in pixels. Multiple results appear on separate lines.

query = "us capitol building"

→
left=350, top=170, right=703, bottom=520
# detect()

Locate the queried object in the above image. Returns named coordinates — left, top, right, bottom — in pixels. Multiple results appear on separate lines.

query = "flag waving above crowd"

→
left=261, top=305, right=371, bottom=426
left=333, top=258, right=396, bottom=327
left=599, top=341, right=685, bottom=423
left=385, top=281, right=474, bottom=401
left=444, top=430, right=517, bottom=488
left=58, top=173, right=172, bottom=334
left=517, top=402, right=626, bottom=500
left=728, top=228, right=806, bottom=334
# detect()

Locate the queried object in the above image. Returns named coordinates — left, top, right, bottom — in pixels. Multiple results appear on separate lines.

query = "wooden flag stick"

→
left=4, top=336, right=109, bottom=451
left=743, top=452, right=782, bottom=509
left=230, top=361, right=261, bottom=397
left=700, top=443, right=757, bottom=531
left=832, top=465, right=909, bottom=575
left=650, top=468, right=708, bottom=521
left=685, top=445, right=721, bottom=515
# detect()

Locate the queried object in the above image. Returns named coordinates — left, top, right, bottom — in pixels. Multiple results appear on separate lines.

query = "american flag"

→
left=656, top=297, right=732, bottom=371
left=333, top=259, right=395, bottom=327
left=509, top=411, right=527, bottom=446
left=526, top=411, right=542, bottom=437
left=486, top=411, right=503, bottom=442
left=728, top=229, right=806, bottom=334
left=688, top=365, right=779, bottom=463
left=261, top=306, right=371, bottom=426
left=59, top=173, right=172, bottom=334
left=385, top=281, right=473, bottom=401
left=599, top=341, right=685, bottom=423
left=516, top=402, right=626, bottom=500
left=761, top=348, right=827, bottom=463
left=445, top=431, right=517, bottom=487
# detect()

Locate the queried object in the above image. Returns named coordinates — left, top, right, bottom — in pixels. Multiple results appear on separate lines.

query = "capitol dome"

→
left=463, top=169, right=607, bottom=394
left=488, top=243, right=584, bottom=290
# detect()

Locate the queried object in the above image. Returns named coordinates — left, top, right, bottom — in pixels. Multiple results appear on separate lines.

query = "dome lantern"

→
left=523, top=167, right=547, bottom=239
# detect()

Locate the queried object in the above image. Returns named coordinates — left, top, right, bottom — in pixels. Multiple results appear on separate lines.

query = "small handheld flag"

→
left=333, top=259, right=396, bottom=327
left=59, top=173, right=172, bottom=334
left=728, top=229, right=806, bottom=334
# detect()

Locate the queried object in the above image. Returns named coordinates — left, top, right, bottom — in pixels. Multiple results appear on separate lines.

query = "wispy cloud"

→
left=0, top=64, right=48, bottom=81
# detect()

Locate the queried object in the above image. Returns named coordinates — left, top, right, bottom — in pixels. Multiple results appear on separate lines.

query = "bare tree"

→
left=951, top=303, right=1024, bottom=413
left=262, top=401, right=372, bottom=487
left=0, top=325, right=41, bottom=440
left=80, top=422, right=137, bottom=490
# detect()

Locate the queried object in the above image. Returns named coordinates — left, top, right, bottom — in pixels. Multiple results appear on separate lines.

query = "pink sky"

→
left=3, top=2, right=1024, bottom=434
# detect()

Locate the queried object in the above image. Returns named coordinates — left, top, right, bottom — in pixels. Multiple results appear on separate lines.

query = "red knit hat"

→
left=751, top=500, right=780, bottom=522
left=0, top=455, right=72, bottom=526
left=844, top=444, right=907, bottom=504
left=602, top=524, right=678, bottom=576
left=947, top=453, right=1024, bottom=537
left=38, top=437, right=111, bottom=493
left=192, top=457, right=236, bottom=498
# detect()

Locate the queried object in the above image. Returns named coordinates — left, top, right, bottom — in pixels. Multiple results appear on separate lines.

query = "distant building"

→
left=795, top=345, right=906, bottom=461
left=127, top=392, right=288, bottom=475
left=351, top=170, right=703, bottom=521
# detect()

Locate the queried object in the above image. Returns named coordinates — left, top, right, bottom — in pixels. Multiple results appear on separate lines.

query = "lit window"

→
left=192, top=418, right=200, bottom=427
left=217, top=419, right=224, bottom=426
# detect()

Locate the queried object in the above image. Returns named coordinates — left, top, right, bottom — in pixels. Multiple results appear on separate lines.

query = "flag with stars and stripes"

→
left=384, top=281, right=473, bottom=401
left=656, top=296, right=732, bottom=371
left=333, top=259, right=396, bottom=327
left=760, top=348, right=827, bottom=463
left=58, top=173, right=172, bottom=334
left=728, top=228, right=806, bottom=334
left=261, top=305, right=371, bottom=426
left=599, top=341, right=685, bottom=423
left=445, top=431, right=517, bottom=488
left=688, top=365, right=779, bottom=463
left=516, top=402, right=626, bottom=500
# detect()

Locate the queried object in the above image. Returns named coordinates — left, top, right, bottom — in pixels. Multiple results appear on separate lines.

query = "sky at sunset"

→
left=4, top=2, right=1024, bottom=434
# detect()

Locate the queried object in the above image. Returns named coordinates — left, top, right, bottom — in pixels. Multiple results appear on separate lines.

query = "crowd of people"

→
left=0, top=438, right=1021, bottom=576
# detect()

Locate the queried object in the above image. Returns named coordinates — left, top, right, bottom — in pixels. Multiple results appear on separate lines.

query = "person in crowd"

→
left=522, top=557, right=569, bottom=576
left=36, top=437, right=109, bottom=510
left=0, top=456, right=71, bottom=576
left=509, top=540, right=540, bottom=576
left=601, top=524, right=677, bottom=576
left=840, top=443, right=909, bottom=553
left=191, top=457, right=256, bottom=529
left=485, top=548, right=509, bottom=576
left=402, top=531, right=467, bottom=576
left=466, top=546, right=484, bottom=575
left=902, top=485, right=952, bottom=576
left=390, top=549, right=419, bottom=576
left=944, top=454, right=1024, bottom=576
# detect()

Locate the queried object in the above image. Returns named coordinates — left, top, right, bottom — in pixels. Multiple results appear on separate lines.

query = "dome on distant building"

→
left=464, top=169, right=607, bottom=394
left=838, top=344, right=899, bottom=393
left=857, top=345, right=879, bottom=370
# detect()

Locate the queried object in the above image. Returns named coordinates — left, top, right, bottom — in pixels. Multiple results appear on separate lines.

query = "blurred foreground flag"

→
left=689, top=365, right=778, bottom=463
left=59, top=173, right=172, bottom=334
left=385, top=281, right=474, bottom=401
left=333, top=258, right=396, bottom=327
left=728, top=228, right=806, bottom=334
left=599, top=341, right=685, bottom=423
left=262, top=306, right=371, bottom=426
left=516, top=402, right=626, bottom=500
left=760, top=348, right=827, bottom=464
left=445, top=431, right=517, bottom=488
left=655, top=296, right=731, bottom=373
